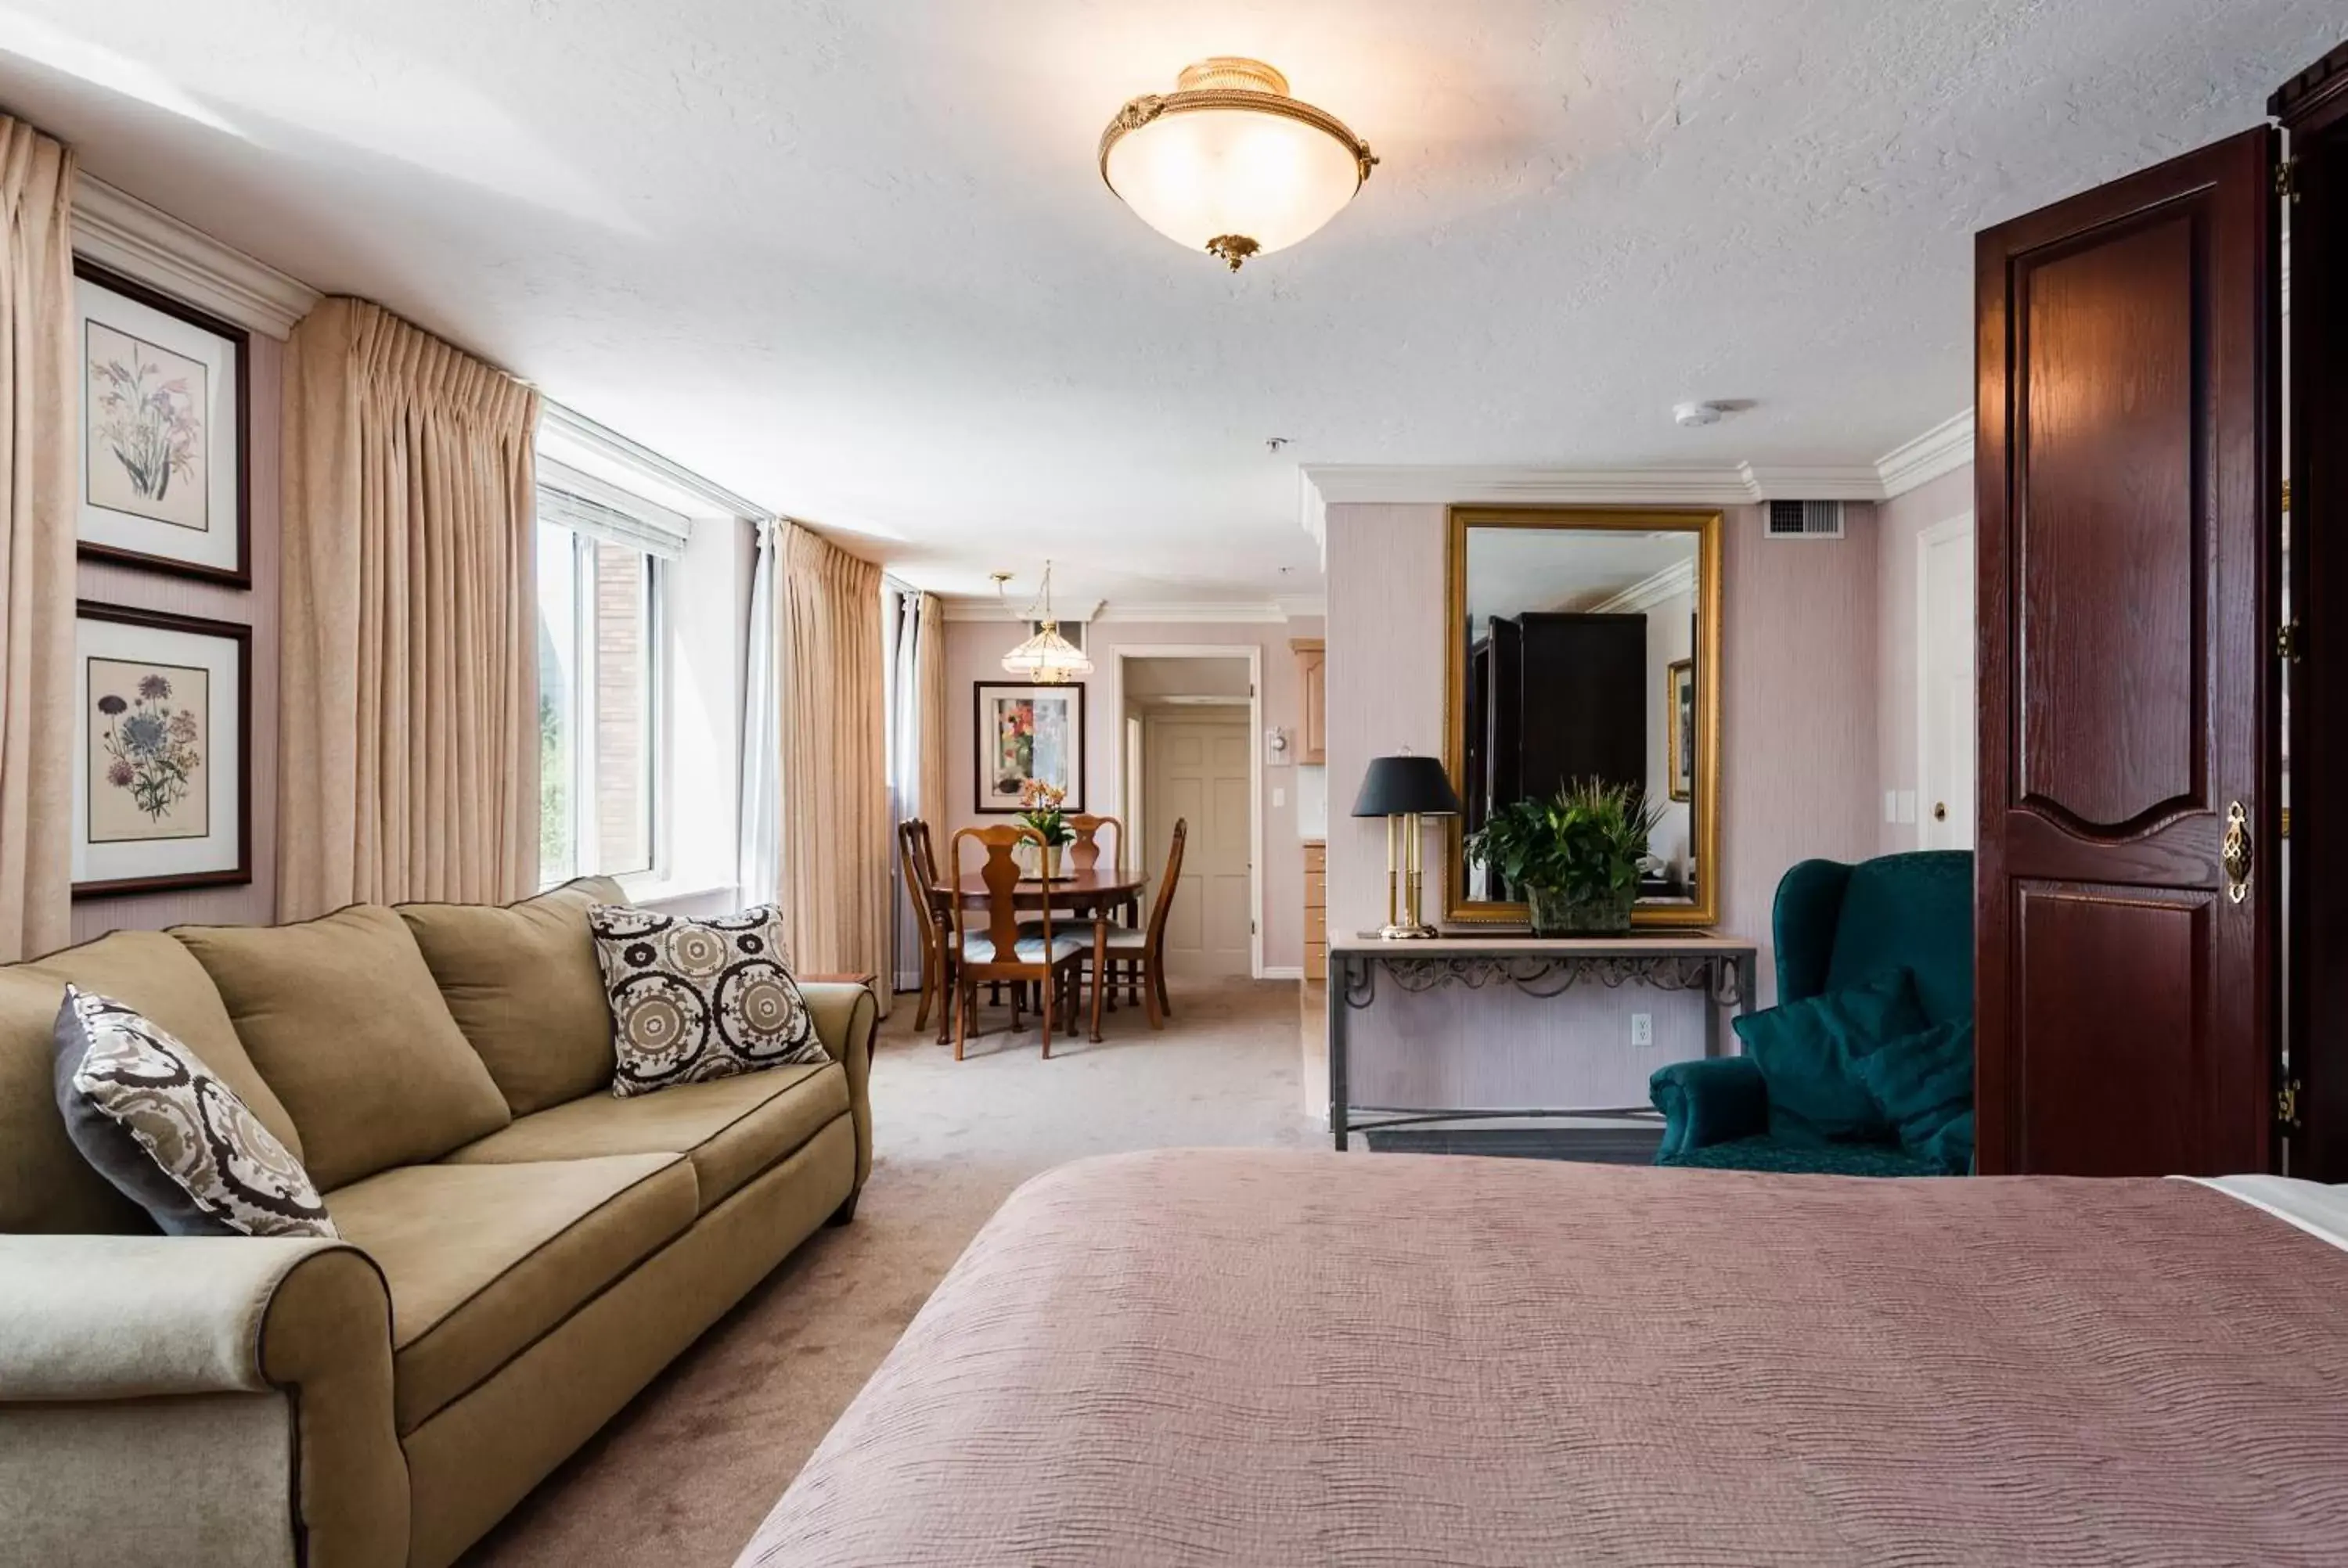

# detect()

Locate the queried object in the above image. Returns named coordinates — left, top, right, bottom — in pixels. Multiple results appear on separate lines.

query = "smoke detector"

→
left=1673, top=401, right=1733, bottom=428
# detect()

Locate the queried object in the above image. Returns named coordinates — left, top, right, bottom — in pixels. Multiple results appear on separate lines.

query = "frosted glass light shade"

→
left=1100, top=58, right=1374, bottom=270
left=1002, top=623, right=1092, bottom=684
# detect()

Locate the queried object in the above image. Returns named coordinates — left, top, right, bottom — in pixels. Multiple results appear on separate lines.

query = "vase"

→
left=1041, top=843, right=1063, bottom=882
left=1526, top=883, right=1635, bottom=937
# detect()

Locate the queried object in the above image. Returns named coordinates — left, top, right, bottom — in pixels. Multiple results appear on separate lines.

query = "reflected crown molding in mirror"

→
left=1443, top=506, right=1724, bottom=930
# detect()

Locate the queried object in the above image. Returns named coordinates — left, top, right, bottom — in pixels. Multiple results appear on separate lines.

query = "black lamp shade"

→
left=1351, top=754, right=1464, bottom=818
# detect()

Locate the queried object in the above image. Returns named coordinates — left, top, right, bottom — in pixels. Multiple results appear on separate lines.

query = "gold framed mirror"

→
left=1442, top=505, right=1724, bottom=928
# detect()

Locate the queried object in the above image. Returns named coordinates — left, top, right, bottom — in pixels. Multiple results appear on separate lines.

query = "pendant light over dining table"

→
left=995, top=563, right=1092, bottom=685
left=1099, top=57, right=1377, bottom=271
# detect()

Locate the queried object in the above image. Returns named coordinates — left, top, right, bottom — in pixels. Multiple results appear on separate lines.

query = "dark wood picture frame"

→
left=73, top=599, right=253, bottom=899
left=972, top=681, right=1087, bottom=815
left=72, top=259, right=253, bottom=590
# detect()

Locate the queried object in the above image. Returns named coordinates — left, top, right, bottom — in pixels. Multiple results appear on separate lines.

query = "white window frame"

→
left=538, top=522, right=667, bottom=887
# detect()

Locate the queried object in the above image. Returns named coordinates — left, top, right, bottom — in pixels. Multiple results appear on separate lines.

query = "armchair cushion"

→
left=1731, top=968, right=1926, bottom=1145
left=1853, top=1020, right=1976, bottom=1174
left=1648, top=1058, right=1767, bottom=1158
left=1658, top=1136, right=1947, bottom=1178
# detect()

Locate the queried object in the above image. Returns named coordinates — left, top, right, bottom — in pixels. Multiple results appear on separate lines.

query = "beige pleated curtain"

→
left=0, top=120, right=74, bottom=962
left=915, top=589, right=947, bottom=842
left=773, top=522, right=890, bottom=1004
left=278, top=298, right=541, bottom=919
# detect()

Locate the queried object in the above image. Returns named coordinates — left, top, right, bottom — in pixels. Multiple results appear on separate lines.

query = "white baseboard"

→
left=1258, top=965, right=1305, bottom=981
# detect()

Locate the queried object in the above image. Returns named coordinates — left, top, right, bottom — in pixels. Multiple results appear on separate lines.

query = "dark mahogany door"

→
left=1975, top=128, right=2281, bottom=1176
left=2278, top=43, right=2348, bottom=1180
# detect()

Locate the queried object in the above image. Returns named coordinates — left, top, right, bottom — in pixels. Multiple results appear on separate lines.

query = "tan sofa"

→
left=0, top=878, right=874, bottom=1568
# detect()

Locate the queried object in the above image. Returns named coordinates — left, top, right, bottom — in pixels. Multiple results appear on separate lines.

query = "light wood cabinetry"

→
left=1303, top=841, right=1327, bottom=980
left=1291, top=638, right=1326, bottom=764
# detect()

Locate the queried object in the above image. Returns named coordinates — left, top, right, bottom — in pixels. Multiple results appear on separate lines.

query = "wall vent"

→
left=1766, top=499, right=1846, bottom=540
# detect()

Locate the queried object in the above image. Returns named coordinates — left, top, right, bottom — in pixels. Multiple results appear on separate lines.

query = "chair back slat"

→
left=1067, top=813, right=1124, bottom=873
left=1145, top=819, right=1187, bottom=946
left=950, top=824, right=1047, bottom=961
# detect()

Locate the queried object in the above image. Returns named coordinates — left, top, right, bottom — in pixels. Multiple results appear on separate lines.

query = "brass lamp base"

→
left=1376, top=922, right=1440, bottom=940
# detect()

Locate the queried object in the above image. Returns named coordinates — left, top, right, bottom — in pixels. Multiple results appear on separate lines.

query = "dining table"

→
left=935, top=866, right=1151, bottom=1043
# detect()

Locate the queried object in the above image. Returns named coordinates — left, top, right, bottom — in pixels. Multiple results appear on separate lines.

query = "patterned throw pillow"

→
left=588, top=904, right=826, bottom=1097
left=53, top=987, right=337, bottom=1239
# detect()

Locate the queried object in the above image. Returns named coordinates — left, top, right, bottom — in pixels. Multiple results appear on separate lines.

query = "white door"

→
left=1145, top=715, right=1253, bottom=977
left=1918, top=515, right=1976, bottom=850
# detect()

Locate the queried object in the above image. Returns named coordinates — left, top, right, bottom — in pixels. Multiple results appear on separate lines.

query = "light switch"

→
left=1273, top=786, right=1286, bottom=807
left=1884, top=790, right=1899, bottom=823
left=1896, top=791, right=1918, bottom=825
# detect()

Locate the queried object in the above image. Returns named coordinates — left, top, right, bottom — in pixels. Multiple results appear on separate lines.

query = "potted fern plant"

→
left=1464, top=779, right=1664, bottom=936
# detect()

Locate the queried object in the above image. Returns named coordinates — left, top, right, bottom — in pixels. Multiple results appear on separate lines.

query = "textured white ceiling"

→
left=6, top=1, right=2335, bottom=604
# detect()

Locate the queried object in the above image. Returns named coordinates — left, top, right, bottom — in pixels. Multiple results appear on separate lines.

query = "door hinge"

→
left=2277, top=158, right=2302, bottom=201
left=2278, top=1078, right=2303, bottom=1131
left=2278, top=619, right=2303, bottom=662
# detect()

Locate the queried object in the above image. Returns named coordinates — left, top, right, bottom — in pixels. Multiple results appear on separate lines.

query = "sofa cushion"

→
left=172, top=906, right=512, bottom=1192
left=588, top=904, right=826, bottom=1097
left=398, top=876, right=624, bottom=1116
left=324, top=1153, right=696, bottom=1433
left=442, top=1061, right=848, bottom=1213
left=55, top=987, right=337, bottom=1239
left=1731, top=968, right=1926, bottom=1145
left=1, top=931, right=301, bottom=1235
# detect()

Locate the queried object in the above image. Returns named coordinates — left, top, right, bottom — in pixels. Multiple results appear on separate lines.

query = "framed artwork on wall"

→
left=1666, top=657, right=1695, bottom=804
left=73, top=602, right=251, bottom=898
left=974, top=682, right=1086, bottom=814
left=74, top=260, right=251, bottom=588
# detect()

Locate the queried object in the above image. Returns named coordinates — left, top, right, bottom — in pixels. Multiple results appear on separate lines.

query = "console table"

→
left=1327, top=933, right=1759, bottom=1152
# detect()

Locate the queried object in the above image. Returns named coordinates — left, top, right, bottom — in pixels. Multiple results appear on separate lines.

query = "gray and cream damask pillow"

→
left=588, top=904, right=826, bottom=1097
left=53, top=987, right=337, bottom=1239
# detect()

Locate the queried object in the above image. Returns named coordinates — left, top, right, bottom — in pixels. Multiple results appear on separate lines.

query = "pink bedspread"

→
left=739, top=1149, right=2348, bottom=1566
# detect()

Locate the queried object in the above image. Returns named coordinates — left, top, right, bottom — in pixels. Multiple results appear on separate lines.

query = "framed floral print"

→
left=74, top=261, right=250, bottom=588
left=974, top=682, right=1085, bottom=814
left=74, top=602, right=251, bottom=897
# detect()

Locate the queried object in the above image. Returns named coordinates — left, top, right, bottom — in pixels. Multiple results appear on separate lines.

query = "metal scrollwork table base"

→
left=1329, top=934, right=1759, bottom=1152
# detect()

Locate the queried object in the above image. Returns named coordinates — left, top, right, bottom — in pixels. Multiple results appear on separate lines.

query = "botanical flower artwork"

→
left=85, top=322, right=210, bottom=534
left=976, top=683, right=1082, bottom=812
left=86, top=658, right=209, bottom=843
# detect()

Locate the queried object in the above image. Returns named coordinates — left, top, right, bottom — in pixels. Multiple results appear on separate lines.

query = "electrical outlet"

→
left=1630, top=1013, right=1654, bottom=1047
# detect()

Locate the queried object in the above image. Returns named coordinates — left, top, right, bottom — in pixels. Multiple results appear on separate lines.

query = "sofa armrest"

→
left=1649, top=1058, right=1769, bottom=1158
left=802, top=981, right=878, bottom=1192
left=0, top=1235, right=407, bottom=1568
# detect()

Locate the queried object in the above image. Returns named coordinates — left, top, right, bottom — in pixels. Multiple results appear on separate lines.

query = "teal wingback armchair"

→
left=1650, top=851, right=1973, bottom=1174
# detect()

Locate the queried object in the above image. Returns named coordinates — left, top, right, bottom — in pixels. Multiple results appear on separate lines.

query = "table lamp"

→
left=1352, top=753, right=1463, bottom=939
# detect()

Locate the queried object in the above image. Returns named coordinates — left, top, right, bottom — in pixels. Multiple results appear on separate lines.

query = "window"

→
left=538, top=520, right=659, bottom=883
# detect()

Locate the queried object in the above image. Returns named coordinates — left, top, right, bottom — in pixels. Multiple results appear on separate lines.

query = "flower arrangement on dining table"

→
left=1016, top=778, right=1075, bottom=850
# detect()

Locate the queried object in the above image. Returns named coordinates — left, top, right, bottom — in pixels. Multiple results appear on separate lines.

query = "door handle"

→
left=2222, top=801, right=2252, bottom=905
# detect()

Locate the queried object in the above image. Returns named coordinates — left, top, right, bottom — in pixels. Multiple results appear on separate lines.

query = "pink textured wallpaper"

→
left=1324, top=502, right=1883, bottom=1008
left=71, top=333, right=284, bottom=942
left=940, top=616, right=1321, bottom=973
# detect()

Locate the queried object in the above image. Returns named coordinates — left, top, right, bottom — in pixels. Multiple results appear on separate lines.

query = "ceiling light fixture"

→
left=993, top=564, right=1093, bottom=684
left=1099, top=57, right=1377, bottom=271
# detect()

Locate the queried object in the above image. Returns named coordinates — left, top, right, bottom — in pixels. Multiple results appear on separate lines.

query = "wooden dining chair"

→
left=1099, top=818, right=1186, bottom=1029
left=897, top=819, right=950, bottom=1035
left=948, top=825, right=1097, bottom=1059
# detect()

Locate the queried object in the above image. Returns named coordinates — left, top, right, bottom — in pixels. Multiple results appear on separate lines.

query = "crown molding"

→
left=1273, top=592, right=1327, bottom=620
left=1093, top=600, right=1286, bottom=624
left=938, top=596, right=1105, bottom=624
left=1302, top=459, right=1893, bottom=512
left=70, top=173, right=321, bottom=339
left=538, top=401, right=771, bottom=521
left=1874, top=410, right=1974, bottom=499
left=1588, top=556, right=1697, bottom=615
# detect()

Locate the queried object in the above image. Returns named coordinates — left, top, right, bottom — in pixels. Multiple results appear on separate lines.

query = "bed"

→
left=736, top=1149, right=2348, bottom=1566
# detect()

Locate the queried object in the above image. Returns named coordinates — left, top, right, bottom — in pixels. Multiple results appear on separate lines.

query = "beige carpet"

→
left=463, top=976, right=1316, bottom=1567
